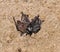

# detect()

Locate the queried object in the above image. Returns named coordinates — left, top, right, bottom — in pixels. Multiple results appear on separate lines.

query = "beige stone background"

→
left=0, top=0, right=60, bottom=52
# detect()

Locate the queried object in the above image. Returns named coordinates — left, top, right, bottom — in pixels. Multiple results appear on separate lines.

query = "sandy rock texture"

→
left=0, top=0, right=60, bottom=52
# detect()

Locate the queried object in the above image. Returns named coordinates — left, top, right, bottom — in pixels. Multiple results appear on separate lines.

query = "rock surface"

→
left=0, top=0, right=60, bottom=52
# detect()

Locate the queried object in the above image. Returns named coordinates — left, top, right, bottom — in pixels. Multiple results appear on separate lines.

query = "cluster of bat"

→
left=13, top=12, right=44, bottom=36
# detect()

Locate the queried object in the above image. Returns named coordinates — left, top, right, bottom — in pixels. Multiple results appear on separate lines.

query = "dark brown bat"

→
left=13, top=12, right=30, bottom=36
left=13, top=12, right=44, bottom=36
left=26, top=15, right=44, bottom=35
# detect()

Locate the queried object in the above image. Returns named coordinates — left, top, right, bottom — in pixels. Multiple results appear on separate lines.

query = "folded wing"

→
left=31, top=15, right=41, bottom=33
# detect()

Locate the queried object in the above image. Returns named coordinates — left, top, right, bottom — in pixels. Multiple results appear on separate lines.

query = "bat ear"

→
left=17, top=20, right=21, bottom=24
left=35, top=15, right=39, bottom=18
left=36, top=15, right=39, bottom=17
left=21, top=12, right=24, bottom=16
left=34, top=15, right=40, bottom=22
left=26, top=15, right=29, bottom=17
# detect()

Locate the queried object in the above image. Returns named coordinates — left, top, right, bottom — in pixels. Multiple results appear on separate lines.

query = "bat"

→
left=13, top=12, right=44, bottom=36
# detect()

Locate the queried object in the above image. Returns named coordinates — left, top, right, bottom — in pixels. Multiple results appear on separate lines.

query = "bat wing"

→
left=13, top=17, right=20, bottom=31
left=31, top=15, right=41, bottom=33
left=16, top=20, right=27, bottom=33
